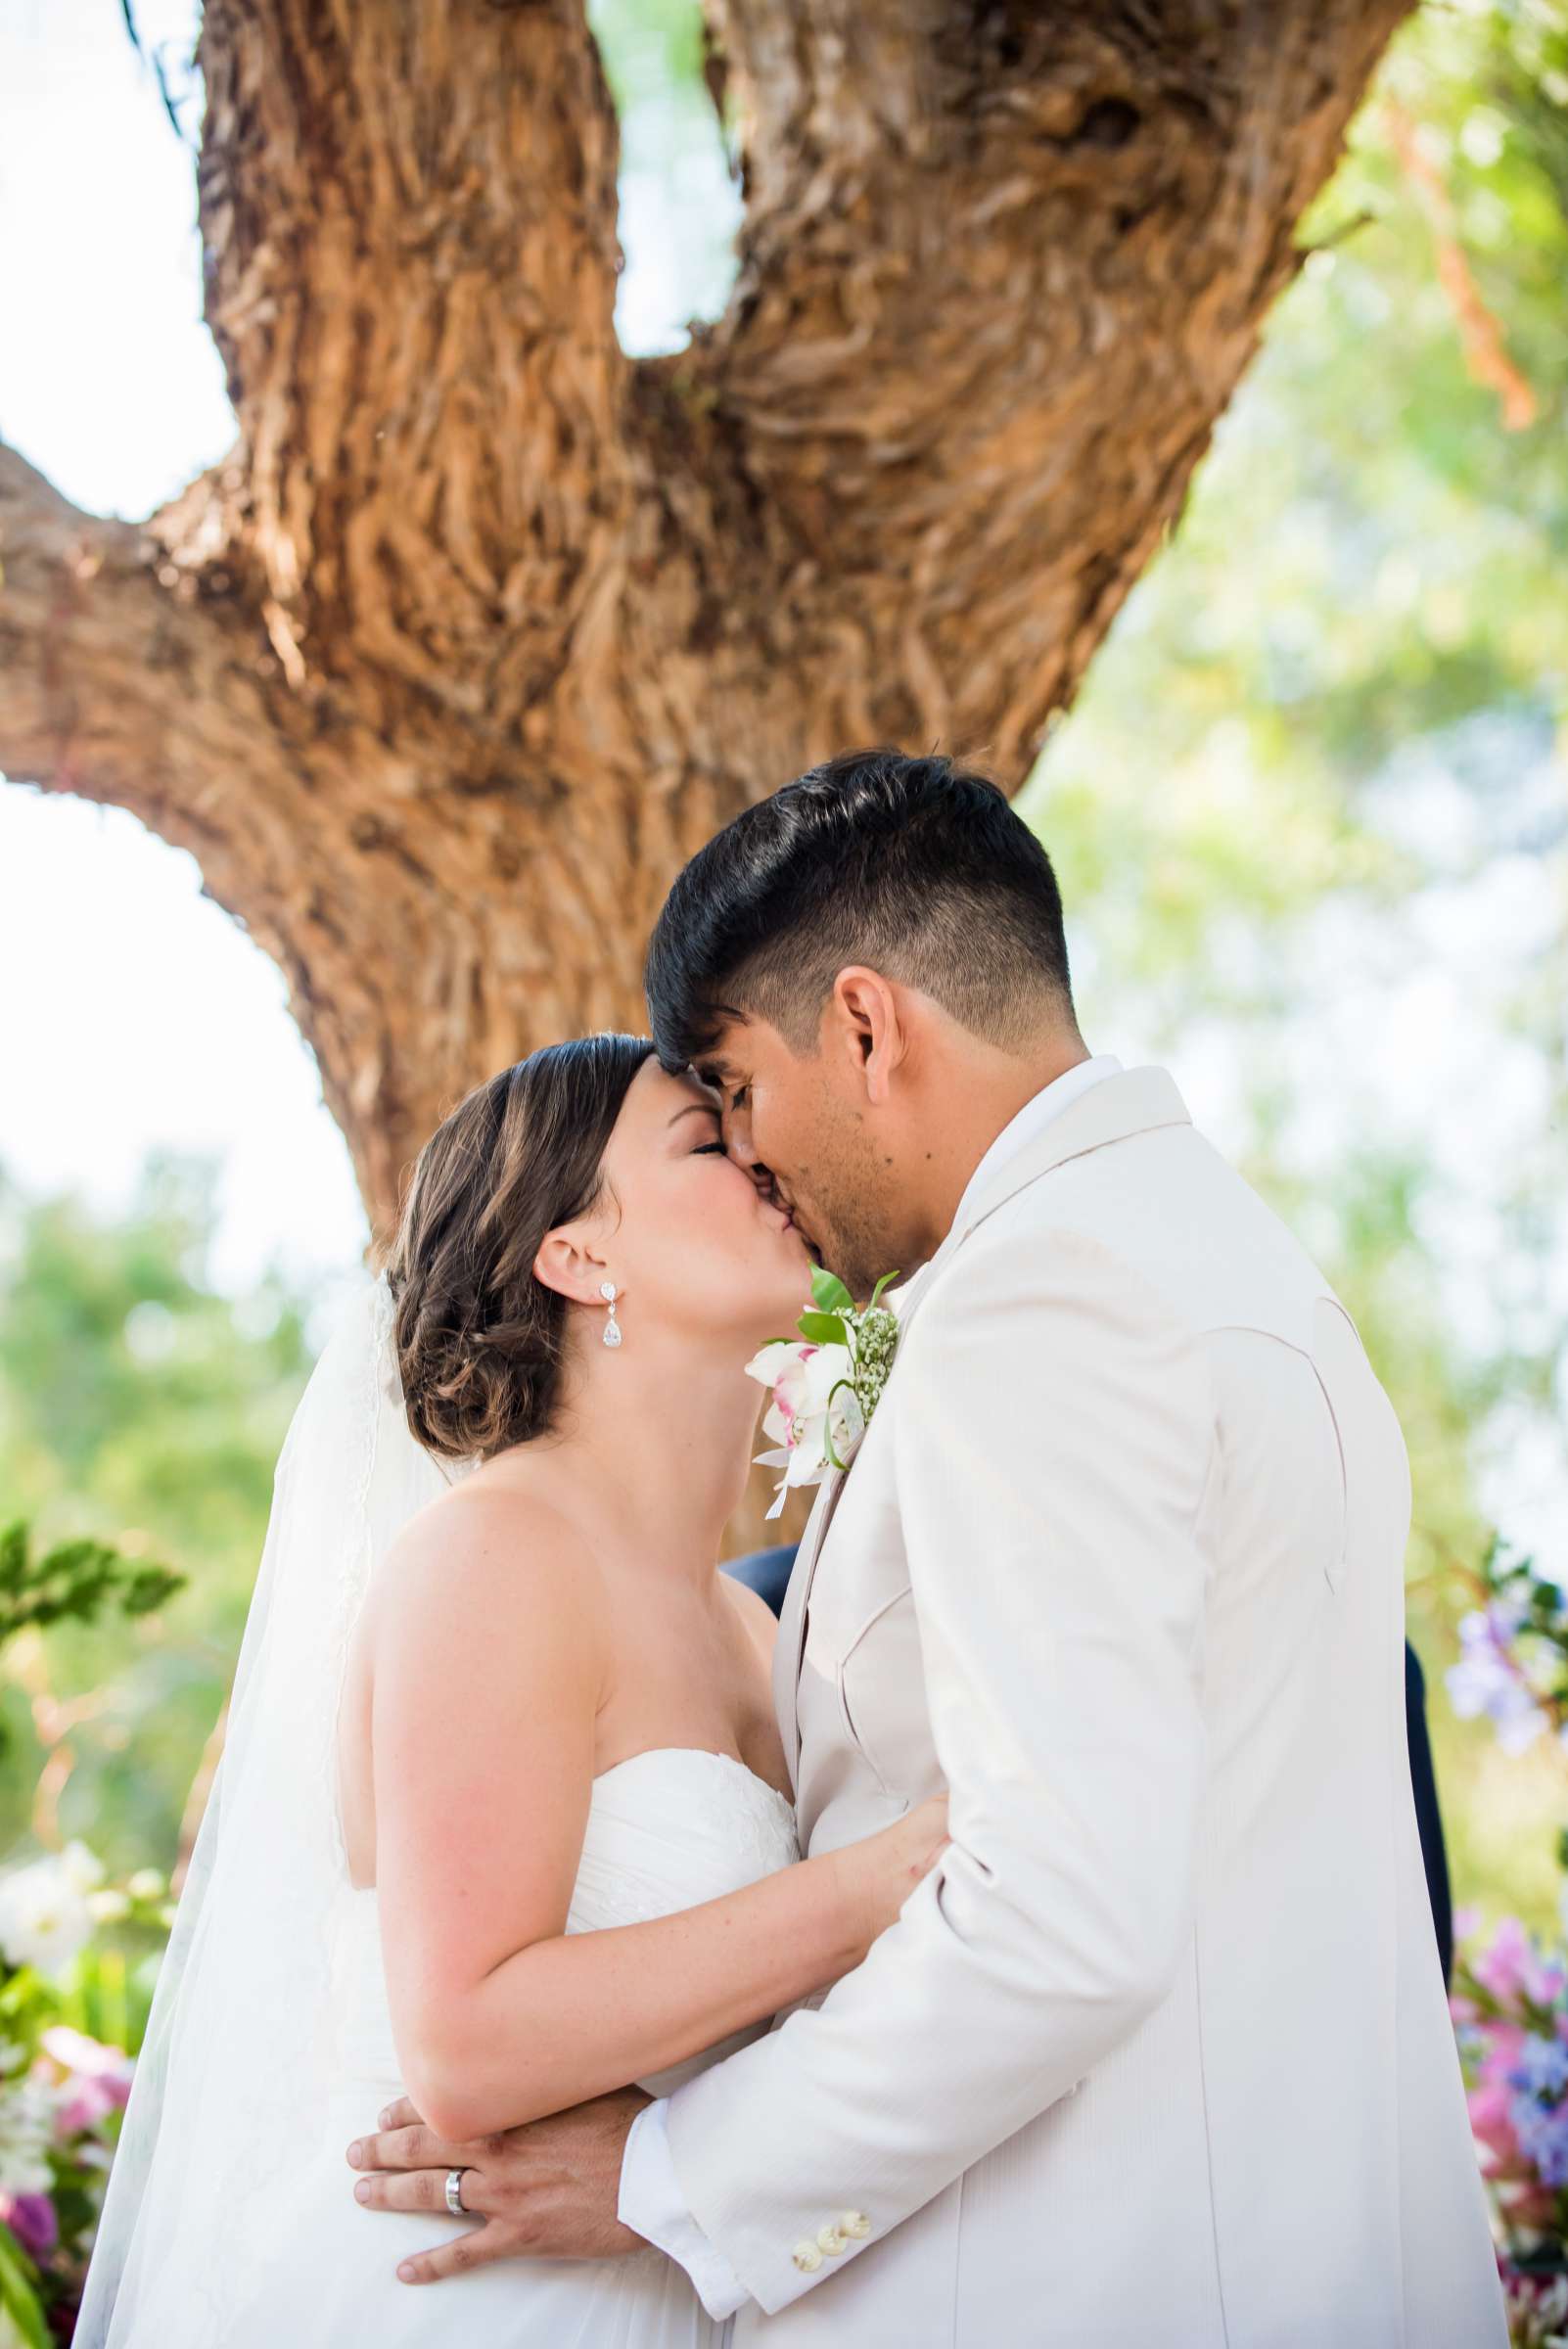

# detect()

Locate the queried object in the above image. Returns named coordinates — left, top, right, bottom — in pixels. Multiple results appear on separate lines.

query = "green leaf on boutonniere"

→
left=867, top=1270, right=900, bottom=1310
left=798, top=1310, right=851, bottom=1348
left=809, top=1266, right=854, bottom=1314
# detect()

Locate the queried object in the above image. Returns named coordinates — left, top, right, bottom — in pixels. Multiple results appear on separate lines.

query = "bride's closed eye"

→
left=694, top=1141, right=729, bottom=1157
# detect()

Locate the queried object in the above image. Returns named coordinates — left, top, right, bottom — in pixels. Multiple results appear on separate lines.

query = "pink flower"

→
left=1474, top=1917, right=1534, bottom=2003
left=0, top=2188, right=57, bottom=2259
left=1467, top=2078, right=1517, bottom=2161
left=39, top=2027, right=131, bottom=2137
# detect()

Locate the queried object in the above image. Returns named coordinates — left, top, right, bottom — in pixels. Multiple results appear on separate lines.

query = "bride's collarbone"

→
left=594, top=1631, right=788, bottom=1804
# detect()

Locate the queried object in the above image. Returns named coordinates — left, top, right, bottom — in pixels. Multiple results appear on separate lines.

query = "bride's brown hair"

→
left=385, top=1034, right=657, bottom=1460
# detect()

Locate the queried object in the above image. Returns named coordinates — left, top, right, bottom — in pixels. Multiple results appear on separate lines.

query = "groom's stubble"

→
left=769, top=1063, right=927, bottom=1303
left=807, top=1139, right=908, bottom=1303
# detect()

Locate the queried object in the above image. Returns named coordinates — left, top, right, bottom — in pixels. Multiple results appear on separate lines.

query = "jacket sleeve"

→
left=661, top=1224, right=1218, bottom=2315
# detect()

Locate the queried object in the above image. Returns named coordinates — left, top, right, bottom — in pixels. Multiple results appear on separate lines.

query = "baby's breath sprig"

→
left=797, top=1266, right=900, bottom=1471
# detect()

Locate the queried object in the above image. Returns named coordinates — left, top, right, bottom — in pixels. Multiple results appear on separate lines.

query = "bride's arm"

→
left=369, top=1492, right=940, bottom=2145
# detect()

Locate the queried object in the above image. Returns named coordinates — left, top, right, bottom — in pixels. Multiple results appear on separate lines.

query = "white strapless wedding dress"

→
left=208, top=1747, right=798, bottom=2347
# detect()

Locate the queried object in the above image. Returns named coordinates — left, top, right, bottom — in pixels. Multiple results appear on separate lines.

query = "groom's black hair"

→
left=645, top=747, right=1076, bottom=1068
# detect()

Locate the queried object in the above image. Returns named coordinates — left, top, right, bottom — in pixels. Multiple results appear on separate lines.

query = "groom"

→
left=351, top=750, right=1503, bottom=2343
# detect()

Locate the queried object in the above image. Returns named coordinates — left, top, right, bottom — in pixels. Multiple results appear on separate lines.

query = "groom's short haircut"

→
left=645, top=747, right=1076, bottom=1066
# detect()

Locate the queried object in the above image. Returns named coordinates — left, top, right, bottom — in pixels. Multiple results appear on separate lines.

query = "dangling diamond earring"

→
left=600, top=1281, right=623, bottom=1350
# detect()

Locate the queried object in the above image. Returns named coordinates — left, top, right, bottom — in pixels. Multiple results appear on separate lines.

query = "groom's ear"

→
left=532, top=1224, right=609, bottom=1308
left=828, top=967, right=906, bottom=1107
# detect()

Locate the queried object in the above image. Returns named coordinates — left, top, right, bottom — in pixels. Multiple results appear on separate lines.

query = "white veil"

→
left=76, top=1278, right=468, bottom=2344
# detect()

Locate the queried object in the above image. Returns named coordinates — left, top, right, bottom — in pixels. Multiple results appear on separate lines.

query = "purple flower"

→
left=1511, top=2091, right=1568, bottom=2187
left=0, top=2188, right=57, bottom=2259
left=1509, top=2032, right=1568, bottom=2102
left=1448, top=1609, right=1547, bottom=1754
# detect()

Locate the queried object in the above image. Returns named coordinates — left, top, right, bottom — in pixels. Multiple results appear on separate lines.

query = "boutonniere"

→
left=745, top=1266, right=901, bottom=1520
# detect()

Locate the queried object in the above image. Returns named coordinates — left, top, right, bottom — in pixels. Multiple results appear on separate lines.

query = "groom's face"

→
left=693, top=1014, right=908, bottom=1303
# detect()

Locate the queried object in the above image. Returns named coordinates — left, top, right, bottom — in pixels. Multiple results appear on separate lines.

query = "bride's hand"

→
left=832, top=1793, right=950, bottom=1960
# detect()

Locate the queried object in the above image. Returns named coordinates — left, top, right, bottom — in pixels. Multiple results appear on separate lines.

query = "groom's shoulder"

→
left=948, top=1113, right=1342, bottom=1348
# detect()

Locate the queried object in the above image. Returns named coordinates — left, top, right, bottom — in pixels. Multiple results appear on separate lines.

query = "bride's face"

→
left=586, top=1059, right=812, bottom=1350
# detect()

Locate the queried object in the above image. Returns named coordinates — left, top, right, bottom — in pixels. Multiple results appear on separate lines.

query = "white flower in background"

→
left=0, top=1855, right=96, bottom=1978
left=0, top=2075, right=60, bottom=2195
left=126, top=1868, right=165, bottom=1905
left=60, top=1842, right=106, bottom=1896
left=87, top=1889, right=131, bottom=1924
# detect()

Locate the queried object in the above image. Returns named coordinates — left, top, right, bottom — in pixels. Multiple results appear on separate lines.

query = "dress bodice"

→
left=329, top=1747, right=800, bottom=2098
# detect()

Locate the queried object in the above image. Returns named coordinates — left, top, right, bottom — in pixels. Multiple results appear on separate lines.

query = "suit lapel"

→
left=772, top=1471, right=846, bottom=1788
left=771, top=1064, right=1193, bottom=1780
left=771, top=1251, right=947, bottom=1779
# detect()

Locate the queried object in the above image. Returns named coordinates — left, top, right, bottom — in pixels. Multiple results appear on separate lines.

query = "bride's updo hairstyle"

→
left=386, top=1034, right=657, bottom=1461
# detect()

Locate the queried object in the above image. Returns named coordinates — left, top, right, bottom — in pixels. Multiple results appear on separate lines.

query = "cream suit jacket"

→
left=663, top=1064, right=1505, bottom=2346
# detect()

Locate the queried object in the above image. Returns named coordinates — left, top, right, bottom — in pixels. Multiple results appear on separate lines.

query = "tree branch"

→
left=3, top=0, right=1418, bottom=1254
left=0, top=440, right=248, bottom=846
left=196, top=0, right=633, bottom=725
left=651, top=0, right=1414, bottom=779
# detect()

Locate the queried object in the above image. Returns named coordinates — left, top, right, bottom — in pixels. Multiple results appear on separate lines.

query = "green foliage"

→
left=0, top=1157, right=316, bottom=1875
left=0, top=2227, right=48, bottom=2349
left=1016, top=1, right=1568, bottom=1928
left=0, top=1523, right=183, bottom=1762
left=56, top=1940, right=162, bottom=2067
left=0, top=1523, right=183, bottom=1638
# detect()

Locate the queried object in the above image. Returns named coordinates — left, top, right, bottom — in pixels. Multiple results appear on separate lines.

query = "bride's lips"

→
left=780, top=1202, right=817, bottom=1253
left=765, top=1191, right=808, bottom=1246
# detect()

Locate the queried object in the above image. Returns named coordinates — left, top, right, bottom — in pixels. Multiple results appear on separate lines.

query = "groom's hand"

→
left=346, top=2087, right=651, bottom=2284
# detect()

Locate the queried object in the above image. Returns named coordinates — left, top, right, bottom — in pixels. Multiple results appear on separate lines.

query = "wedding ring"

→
left=445, top=2167, right=468, bottom=2218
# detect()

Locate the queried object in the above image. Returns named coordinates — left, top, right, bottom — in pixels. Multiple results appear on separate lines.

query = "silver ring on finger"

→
left=445, top=2167, right=470, bottom=2218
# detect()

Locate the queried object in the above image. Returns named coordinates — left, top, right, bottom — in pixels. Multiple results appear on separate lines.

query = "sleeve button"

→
left=841, top=2210, right=871, bottom=2238
left=792, top=2241, right=824, bottom=2274
left=817, top=2224, right=846, bottom=2254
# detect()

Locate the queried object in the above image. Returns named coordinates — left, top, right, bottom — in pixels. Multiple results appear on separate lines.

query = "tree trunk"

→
left=2, top=4, right=1410, bottom=1525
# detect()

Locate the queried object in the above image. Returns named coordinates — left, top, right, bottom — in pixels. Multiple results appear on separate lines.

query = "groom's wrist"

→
left=619, top=2097, right=750, bottom=2320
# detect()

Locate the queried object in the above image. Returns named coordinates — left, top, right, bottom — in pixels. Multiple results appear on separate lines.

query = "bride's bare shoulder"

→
left=374, top=1468, right=606, bottom=1640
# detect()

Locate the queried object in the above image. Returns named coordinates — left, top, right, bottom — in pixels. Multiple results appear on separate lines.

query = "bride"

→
left=77, top=1035, right=945, bottom=2347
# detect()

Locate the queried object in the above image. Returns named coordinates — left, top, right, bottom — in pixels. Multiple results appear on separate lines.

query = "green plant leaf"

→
left=0, top=2225, right=48, bottom=2349
left=808, top=1267, right=853, bottom=1315
left=0, top=1526, right=26, bottom=1597
left=797, top=1311, right=849, bottom=1348
left=121, top=1566, right=188, bottom=1617
left=867, top=1270, right=901, bottom=1310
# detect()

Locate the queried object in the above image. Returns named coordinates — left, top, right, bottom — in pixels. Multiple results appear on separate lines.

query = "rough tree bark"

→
left=2, top=0, right=1410, bottom=1228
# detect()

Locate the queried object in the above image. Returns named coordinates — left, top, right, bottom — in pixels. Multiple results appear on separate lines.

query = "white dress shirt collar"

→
left=947, top=1052, right=1124, bottom=1243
